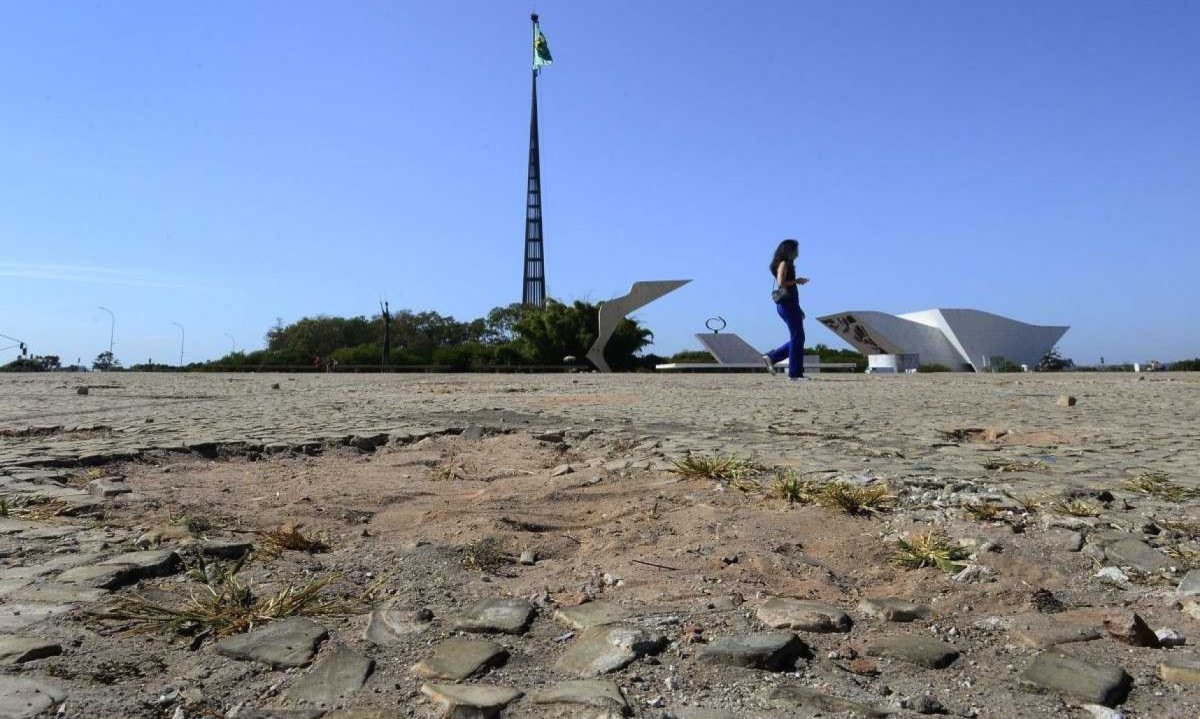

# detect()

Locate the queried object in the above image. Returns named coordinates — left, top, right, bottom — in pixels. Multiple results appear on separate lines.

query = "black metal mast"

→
left=522, top=13, right=547, bottom=307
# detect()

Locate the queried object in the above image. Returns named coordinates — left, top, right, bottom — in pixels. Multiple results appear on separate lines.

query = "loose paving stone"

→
left=285, top=646, right=374, bottom=705
left=58, top=549, right=181, bottom=589
left=215, top=617, right=329, bottom=668
left=0, top=676, right=67, bottom=719
left=1102, top=610, right=1160, bottom=647
left=1177, top=569, right=1200, bottom=597
left=554, top=601, right=633, bottom=630
left=697, top=632, right=808, bottom=672
left=858, top=597, right=930, bottom=623
left=0, top=578, right=31, bottom=596
left=1157, top=655, right=1200, bottom=685
left=557, top=625, right=667, bottom=676
left=0, top=603, right=76, bottom=632
left=0, top=636, right=63, bottom=665
left=1020, top=652, right=1132, bottom=706
left=4, top=582, right=108, bottom=604
left=241, top=711, right=325, bottom=719
left=451, top=598, right=535, bottom=635
left=86, top=477, right=131, bottom=497
left=363, top=605, right=429, bottom=645
left=771, top=686, right=892, bottom=718
left=200, top=539, right=254, bottom=559
left=529, top=679, right=629, bottom=712
left=756, top=598, right=851, bottom=632
left=1104, top=538, right=1173, bottom=573
left=14, top=526, right=81, bottom=541
left=420, top=683, right=522, bottom=719
left=1009, top=622, right=1104, bottom=650
left=865, top=635, right=959, bottom=669
left=672, top=710, right=737, bottom=719
left=411, top=637, right=508, bottom=680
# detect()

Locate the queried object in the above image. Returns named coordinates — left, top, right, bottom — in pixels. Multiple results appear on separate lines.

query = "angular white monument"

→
left=818, top=309, right=1068, bottom=372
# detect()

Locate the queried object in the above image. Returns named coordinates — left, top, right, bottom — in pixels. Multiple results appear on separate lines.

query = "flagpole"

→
left=523, top=12, right=547, bottom=307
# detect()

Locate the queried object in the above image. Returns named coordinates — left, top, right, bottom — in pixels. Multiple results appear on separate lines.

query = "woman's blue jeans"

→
left=767, top=302, right=805, bottom=378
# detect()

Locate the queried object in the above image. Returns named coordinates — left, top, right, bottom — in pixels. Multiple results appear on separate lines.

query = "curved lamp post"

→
left=224, top=333, right=236, bottom=353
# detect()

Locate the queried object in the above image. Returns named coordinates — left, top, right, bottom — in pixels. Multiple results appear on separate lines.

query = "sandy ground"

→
left=2, top=371, right=1200, bottom=718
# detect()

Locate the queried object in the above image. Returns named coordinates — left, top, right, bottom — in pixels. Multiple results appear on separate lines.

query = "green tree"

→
left=513, top=299, right=652, bottom=370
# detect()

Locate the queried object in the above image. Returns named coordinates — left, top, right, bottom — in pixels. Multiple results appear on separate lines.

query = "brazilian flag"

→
left=533, top=22, right=553, bottom=70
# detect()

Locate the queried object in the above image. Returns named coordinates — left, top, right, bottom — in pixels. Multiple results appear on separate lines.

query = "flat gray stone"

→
left=772, top=686, right=891, bottom=717
left=0, top=636, right=63, bottom=665
left=0, top=519, right=41, bottom=536
left=363, top=606, right=429, bottom=645
left=557, top=625, right=667, bottom=677
left=4, top=582, right=108, bottom=604
left=412, top=638, right=508, bottom=680
left=240, top=711, right=325, bottom=719
left=0, top=603, right=75, bottom=632
left=0, top=578, right=31, bottom=596
left=0, top=676, right=67, bottom=719
left=56, top=563, right=140, bottom=589
left=451, top=598, right=535, bottom=635
left=858, top=598, right=930, bottom=623
left=1158, top=655, right=1200, bottom=684
left=757, top=598, right=851, bottom=632
left=672, top=710, right=737, bottom=719
left=1105, top=538, right=1173, bottom=573
left=1009, top=620, right=1104, bottom=650
left=1177, top=570, right=1200, bottom=597
left=530, top=680, right=628, bottom=711
left=200, top=539, right=253, bottom=559
left=420, top=683, right=522, bottom=718
left=865, top=635, right=959, bottom=669
left=554, top=601, right=632, bottom=630
left=1, top=552, right=103, bottom=579
left=14, top=526, right=81, bottom=541
left=285, top=646, right=374, bottom=705
left=698, top=632, right=808, bottom=671
left=215, top=617, right=329, bottom=668
left=57, top=549, right=181, bottom=589
left=86, top=477, right=131, bottom=497
left=1021, top=652, right=1132, bottom=706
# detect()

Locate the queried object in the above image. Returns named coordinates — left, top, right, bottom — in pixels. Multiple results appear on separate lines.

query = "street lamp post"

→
left=224, top=333, right=236, bottom=353
left=171, top=322, right=185, bottom=367
left=97, top=306, right=115, bottom=356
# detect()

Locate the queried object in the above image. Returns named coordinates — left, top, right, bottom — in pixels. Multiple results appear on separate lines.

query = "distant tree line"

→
left=200, top=300, right=656, bottom=372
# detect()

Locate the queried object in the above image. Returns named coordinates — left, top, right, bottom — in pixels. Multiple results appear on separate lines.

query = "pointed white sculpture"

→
left=586, top=280, right=690, bottom=372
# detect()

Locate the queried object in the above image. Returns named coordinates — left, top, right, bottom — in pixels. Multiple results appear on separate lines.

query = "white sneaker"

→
left=788, top=376, right=812, bottom=382
left=762, top=355, right=777, bottom=376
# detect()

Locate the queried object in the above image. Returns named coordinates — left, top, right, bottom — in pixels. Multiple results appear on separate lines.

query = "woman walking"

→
left=763, top=239, right=810, bottom=380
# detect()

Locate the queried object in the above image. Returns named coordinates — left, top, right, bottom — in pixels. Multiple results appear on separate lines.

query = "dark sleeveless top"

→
left=772, top=260, right=798, bottom=304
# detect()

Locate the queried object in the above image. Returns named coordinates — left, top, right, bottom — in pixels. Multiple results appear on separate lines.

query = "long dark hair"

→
left=769, top=239, right=799, bottom=274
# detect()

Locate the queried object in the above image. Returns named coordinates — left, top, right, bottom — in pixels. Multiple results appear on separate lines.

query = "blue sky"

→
left=1, top=1, right=1197, bottom=366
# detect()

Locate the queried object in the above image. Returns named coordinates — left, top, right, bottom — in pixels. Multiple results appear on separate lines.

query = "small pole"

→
left=97, top=306, right=115, bottom=355
left=172, top=322, right=185, bottom=367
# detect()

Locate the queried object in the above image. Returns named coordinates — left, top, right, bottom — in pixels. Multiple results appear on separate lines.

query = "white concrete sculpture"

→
left=586, top=280, right=690, bottom=372
left=817, top=309, right=1068, bottom=372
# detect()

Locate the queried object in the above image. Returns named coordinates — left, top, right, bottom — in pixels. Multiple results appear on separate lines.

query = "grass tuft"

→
left=0, top=494, right=71, bottom=520
left=1005, top=492, right=1047, bottom=513
left=462, top=536, right=508, bottom=573
left=1052, top=499, right=1102, bottom=518
left=94, top=556, right=347, bottom=639
left=1160, top=519, right=1200, bottom=540
left=814, top=482, right=894, bottom=516
left=894, top=530, right=970, bottom=572
left=770, top=470, right=816, bottom=505
left=671, top=454, right=764, bottom=482
left=963, top=502, right=1003, bottom=521
left=981, top=458, right=1048, bottom=473
left=257, top=523, right=330, bottom=554
left=1123, top=471, right=1199, bottom=503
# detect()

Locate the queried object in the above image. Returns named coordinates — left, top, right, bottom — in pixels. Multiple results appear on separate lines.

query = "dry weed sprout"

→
left=1005, top=492, right=1047, bottom=513
left=770, top=471, right=816, bottom=505
left=894, top=531, right=970, bottom=572
left=462, top=536, right=508, bottom=573
left=0, top=494, right=71, bottom=520
left=257, top=524, right=330, bottom=554
left=1052, top=499, right=1102, bottom=518
left=95, top=556, right=347, bottom=639
left=1123, top=471, right=1199, bottom=503
left=431, top=449, right=469, bottom=481
left=671, top=454, right=764, bottom=482
left=963, top=502, right=1003, bottom=521
left=814, top=482, right=894, bottom=516
left=981, top=458, right=1048, bottom=473
left=1163, top=544, right=1200, bottom=569
left=1160, top=519, right=1200, bottom=540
